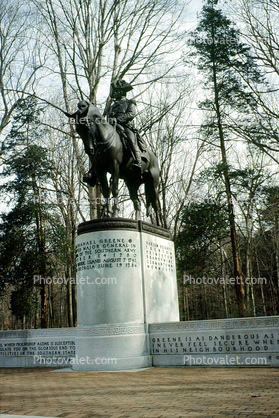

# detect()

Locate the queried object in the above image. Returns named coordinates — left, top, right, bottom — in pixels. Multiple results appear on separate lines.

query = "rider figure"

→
left=108, top=79, right=142, bottom=173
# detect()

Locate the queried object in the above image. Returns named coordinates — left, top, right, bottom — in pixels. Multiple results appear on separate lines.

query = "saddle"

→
left=115, top=124, right=149, bottom=165
left=83, top=124, right=150, bottom=187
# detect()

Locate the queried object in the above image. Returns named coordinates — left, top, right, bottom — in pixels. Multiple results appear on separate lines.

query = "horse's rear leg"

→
left=132, top=190, right=141, bottom=221
left=153, top=185, right=160, bottom=226
left=111, top=161, right=120, bottom=218
left=126, top=180, right=141, bottom=220
left=145, top=179, right=160, bottom=226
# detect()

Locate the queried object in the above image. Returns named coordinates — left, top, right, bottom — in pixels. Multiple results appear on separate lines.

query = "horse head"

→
left=65, top=102, right=99, bottom=156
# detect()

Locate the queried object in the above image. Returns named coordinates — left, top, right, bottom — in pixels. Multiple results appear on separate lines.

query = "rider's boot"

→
left=131, top=144, right=142, bottom=175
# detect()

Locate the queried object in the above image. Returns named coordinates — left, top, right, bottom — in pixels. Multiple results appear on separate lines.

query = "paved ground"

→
left=0, top=367, right=279, bottom=418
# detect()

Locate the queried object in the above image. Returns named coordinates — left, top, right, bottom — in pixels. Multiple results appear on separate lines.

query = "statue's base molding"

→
left=72, top=323, right=152, bottom=371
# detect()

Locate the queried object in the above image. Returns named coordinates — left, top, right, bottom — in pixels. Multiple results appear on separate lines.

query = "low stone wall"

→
left=0, top=328, right=76, bottom=367
left=149, top=316, right=279, bottom=367
left=0, top=316, right=278, bottom=368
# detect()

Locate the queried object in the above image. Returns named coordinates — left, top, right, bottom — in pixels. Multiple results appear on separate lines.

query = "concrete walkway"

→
left=0, top=367, right=279, bottom=417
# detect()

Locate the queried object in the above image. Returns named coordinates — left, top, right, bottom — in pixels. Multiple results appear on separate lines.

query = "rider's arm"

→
left=125, top=99, right=136, bottom=123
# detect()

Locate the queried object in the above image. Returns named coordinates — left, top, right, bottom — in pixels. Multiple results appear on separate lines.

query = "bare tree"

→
left=227, top=0, right=279, bottom=161
left=232, top=148, right=274, bottom=316
left=137, top=82, right=204, bottom=231
left=31, top=0, right=186, bottom=102
left=0, top=1, right=46, bottom=159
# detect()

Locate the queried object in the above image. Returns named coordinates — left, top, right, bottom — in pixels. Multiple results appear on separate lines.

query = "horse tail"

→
left=145, top=150, right=162, bottom=226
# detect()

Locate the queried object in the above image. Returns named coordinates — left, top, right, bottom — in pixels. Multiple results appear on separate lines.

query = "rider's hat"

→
left=110, top=79, right=133, bottom=95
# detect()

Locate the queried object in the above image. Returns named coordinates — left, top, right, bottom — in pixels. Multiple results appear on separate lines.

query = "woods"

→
left=0, top=0, right=278, bottom=329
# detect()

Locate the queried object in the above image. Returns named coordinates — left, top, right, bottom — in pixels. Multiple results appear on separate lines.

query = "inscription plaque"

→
left=145, top=240, right=174, bottom=272
left=76, top=229, right=144, bottom=327
left=76, top=236, right=139, bottom=271
left=0, top=340, right=75, bottom=357
left=149, top=317, right=279, bottom=367
left=142, top=232, right=179, bottom=323
left=0, top=328, right=76, bottom=367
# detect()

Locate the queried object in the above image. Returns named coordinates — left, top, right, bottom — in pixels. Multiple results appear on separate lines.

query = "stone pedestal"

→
left=73, top=218, right=179, bottom=371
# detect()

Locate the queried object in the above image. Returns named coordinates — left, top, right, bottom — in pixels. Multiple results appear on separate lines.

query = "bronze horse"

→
left=65, top=101, right=161, bottom=225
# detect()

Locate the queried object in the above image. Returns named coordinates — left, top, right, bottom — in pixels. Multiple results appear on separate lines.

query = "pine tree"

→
left=0, top=144, right=53, bottom=327
left=176, top=200, right=228, bottom=277
left=188, top=0, right=266, bottom=316
left=0, top=98, right=53, bottom=328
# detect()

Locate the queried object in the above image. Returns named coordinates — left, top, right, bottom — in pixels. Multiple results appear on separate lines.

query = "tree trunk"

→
left=32, top=176, right=48, bottom=328
left=275, top=212, right=279, bottom=314
left=220, top=247, right=229, bottom=318
left=67, top=270, right=74, bottom=328
left=212, top=61, right=246, bottom=317
left=41, top=283, right=47, bottom=328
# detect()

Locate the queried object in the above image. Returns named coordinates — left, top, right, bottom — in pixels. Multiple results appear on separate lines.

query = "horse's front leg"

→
left=111, top=161, right=120, bottom=218
left=98, top=172, right=112, bottom=217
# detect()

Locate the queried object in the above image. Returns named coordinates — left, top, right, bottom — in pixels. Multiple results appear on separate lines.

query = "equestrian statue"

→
left=64, top=80, right=161, bottom=226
